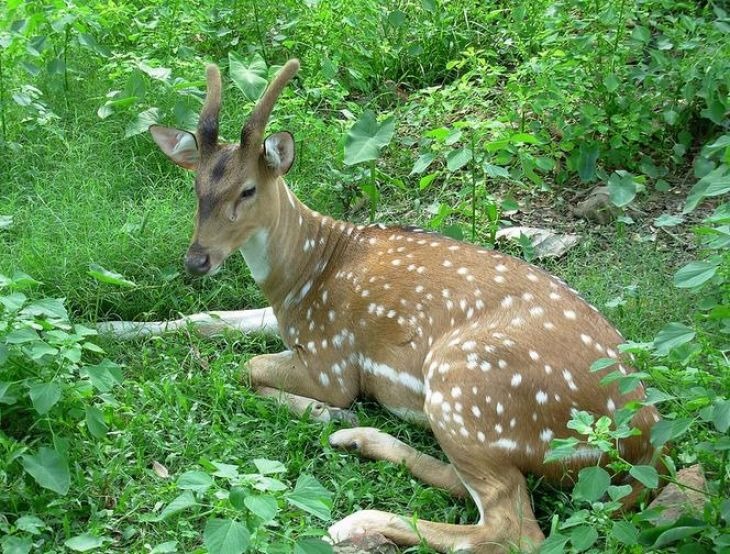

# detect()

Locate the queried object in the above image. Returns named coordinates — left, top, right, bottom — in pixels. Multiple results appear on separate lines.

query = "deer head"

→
left=149, top=60, right=300, bottom=275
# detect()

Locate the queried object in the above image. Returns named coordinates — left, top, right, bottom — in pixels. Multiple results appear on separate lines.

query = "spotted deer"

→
left=145, top=60, right=662, bottom=552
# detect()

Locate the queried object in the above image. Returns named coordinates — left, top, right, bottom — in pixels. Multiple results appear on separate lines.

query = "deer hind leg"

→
left=247, top=350, right=358, bottom=425
left=328, top=427, right=467, bottom=497
left=329, top=463, right=543, bottom=553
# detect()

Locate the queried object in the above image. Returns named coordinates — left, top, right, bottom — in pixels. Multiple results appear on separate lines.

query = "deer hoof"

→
left=329, top=427, right=382, bottom=452
left=328, top=511, right=393, bottom=545
left=309, top=405, right=359, bottom=426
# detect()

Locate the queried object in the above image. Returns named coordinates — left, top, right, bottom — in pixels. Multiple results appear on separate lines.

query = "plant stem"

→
left=252, top=3, right=268, bottom=65
left=369, top=159, right=376, bottom=223
left=470, top=131, right=477, bottom=241
left=63, top=26, right=70, bottom=107
left=0, top=51, right=6, bottom=144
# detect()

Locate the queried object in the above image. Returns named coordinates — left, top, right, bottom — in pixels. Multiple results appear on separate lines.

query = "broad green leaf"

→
left=64, top=534, right=105, bottom=552
left=651, top=418, right=692, bottom=447
left=603, top=73, right=619, bottom=93
left=229, top=52, right=268, bottom=102
left=590, top=358, right=616, bottom=371
left=125, top=108, right=161, bottom=138
left=157, top=491, right=197, bottom=520
left=149, top=542, right=178, bottom=554
left=21, top=298, right=67, bottom=320
left=84, top=359, right=123, bottom=393
left=5, top=327, right=39, bottom=344
left=344, top=111, right=395, bottom=166
left=540, top=533, right=569, bottom=554
left=244, top=494, right=278, bottom=521
left=294, top=538, right=334, bottom=554
left=0, top=292, right=27, bottom=311
left=577, top=142, right=600, bottom=182
left=77, top=33, right=111, bottom=57
left=85, top=406, right=108, bottom=439
left=16, top=515, right=45, bottom=534
left=178, top=470, right=214, bottom=492
left=28, top=382, right=62, bottom=415
left=543, top=437, right=579, bottom=463
left=21, top=447, right=70, bottom=495
left=573, top=466, right=610, bottom=502
left=653, top=214, right=684, bottom=227
left=252, top=458, right=286, bottom=475
left=1, top=536, right=32, bottom=554
left=203, top=518, right=250, bottom=554
left=607, top=172, right=637, bottom=207
left=652, top=524, right=705, bottom=548
left=653, top=322, right=695, bottom=356
left=607, top=484, right=633, bottom=501
left=570, top=525, right=598, bottom=551
left=0, top=381, right=17, bottom=404
left=483, top=162, right=510, bottom=179
left=673, top=260, right=719, bottom=288
left=138, top=62, right=171, bottom=82
left=445, top=147, right=472, bottom=172
left=410, top=153, right=435, bottom=175
left=212, top=462, right=239, bottom=479
left=713, top=400, right=730, bottom=433
left=684, top=165, right=730, bottom=213
left=286, top=474, right=332, bottom=520
left=611, top=521, right=639, bottom=545
left=419, top=173, right=437, bottom=190
left=88, top=263, right=136, bottom=287
left=629, top=465, right=659, bottom=488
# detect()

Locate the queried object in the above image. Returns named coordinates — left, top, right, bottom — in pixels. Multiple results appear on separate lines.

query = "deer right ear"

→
left=149, top=125, right=200, bottom=170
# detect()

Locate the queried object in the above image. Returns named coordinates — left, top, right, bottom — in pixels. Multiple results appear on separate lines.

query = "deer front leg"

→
left=329, top=427, right=467, bottom=497
left=247, top=350, right=358, bottom=425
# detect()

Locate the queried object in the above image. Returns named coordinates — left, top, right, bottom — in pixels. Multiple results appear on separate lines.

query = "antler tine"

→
left=240, top=59, right=300, bottom=152
left=197, top=64, right=222, bottom=157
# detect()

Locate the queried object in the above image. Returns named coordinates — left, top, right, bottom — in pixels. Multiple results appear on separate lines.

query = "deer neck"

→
left=239, top=178, right=348, bottom=313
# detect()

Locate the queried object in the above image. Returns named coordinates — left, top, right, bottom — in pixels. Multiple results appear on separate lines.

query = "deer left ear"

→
left=263, top=132, right=295, bottom=176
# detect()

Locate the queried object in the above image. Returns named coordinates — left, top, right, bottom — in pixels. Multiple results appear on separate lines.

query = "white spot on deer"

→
left=448, top=245, right=460, bottom=251
left=498, top=359, right=508, bottom=369
left=457, top=267, right=469, bottom=276
left=307, top=341, right=317, bottom=354
left=459, top=427, right=469, bottom=438
left=543, top=321, right=556, bottom=330
left=492, top=438, right=518, bottom=451
left=607, top=348, right=617, bottom=358
left=607, top=398, right=616, bottom=412
left=511, top=374, right=522, bottom=387
left=477, top=431, right=486, bottom=442
left=495, top=264, right=507, bottom=272
left=321, top=339, right=328, bottom=349
left=563, top=309, right=577, bottom=320
left=527, top=272, right=539, bottom=282
left=529, top=306, right=544, bottom=317
left=391, top=259, right=401, bottom=266
left=472, top=405, right=481, bottom=417
left=510, top=417, right=517, bottom=428
left=529, top=350, right=540, bottom=361
left=361, top=289, right=370, bottom=297
left=368, top=237, right=377, bottom=245
left=535, top=391, right=548, bottom=404
left=475, top=299, right=485, bottom=310
left=416, top=285, right=425, bottom=293
left=494, top=275, right=506, bottom=284
left=319, top=372, right=330, bottom=386
left=495, top=423, right=503, bottom=434
left=480, top=361, right=492, bottom=372
left=496, top=402, right=504, bottom=415
left=455, top=402, right=463, bottom=413
left=522, top=292, right=534, bottom=302
left=417, top=266, right=426, bottom=274
left=439, top=363, right=451, bottom=374
left=540, top=428, right=554, bottom=443
left=451, top=386, right=462, bottom=398
left=443, top=260, right=453, bottom=267
left=359, top=355, right=424, bottom=395
left=501, top=295, right=514, bottom=309
left=549, top=292, right=561, bottom=301
left=462, top=340, right=477, bottom=352
left=580, top=334, right=592, bottom=345
left=510, top=317, right=524, bottom=327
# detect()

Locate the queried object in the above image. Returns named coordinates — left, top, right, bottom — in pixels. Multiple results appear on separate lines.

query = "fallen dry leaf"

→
left=152, top=461, right=169, bottom=479
left=495, top=226, right=580, bottom=258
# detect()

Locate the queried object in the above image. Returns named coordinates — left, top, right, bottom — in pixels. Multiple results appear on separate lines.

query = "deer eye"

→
left=240, top=186, right=256, bottom=199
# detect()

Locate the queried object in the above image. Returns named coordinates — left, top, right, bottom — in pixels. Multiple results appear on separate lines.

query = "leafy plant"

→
left=0, top=272, right=122, bottom=498
left=150, top=458, right=333, bottom=554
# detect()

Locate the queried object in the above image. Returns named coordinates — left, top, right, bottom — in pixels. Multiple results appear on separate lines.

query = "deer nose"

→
left=185, top=247, right=211, bottom=275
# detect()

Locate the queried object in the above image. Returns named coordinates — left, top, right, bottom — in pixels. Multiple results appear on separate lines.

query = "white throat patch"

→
left=239, top=229, right=270, bottom=284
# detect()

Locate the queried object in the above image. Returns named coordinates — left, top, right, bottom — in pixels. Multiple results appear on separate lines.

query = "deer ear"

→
left=149, top=125, right=199, bottom=170
left=263, top=132, right=295, bottom=176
